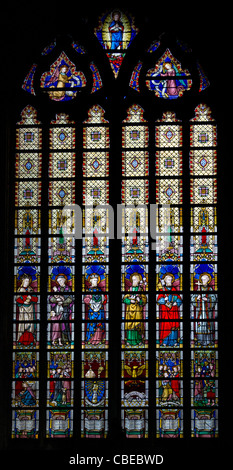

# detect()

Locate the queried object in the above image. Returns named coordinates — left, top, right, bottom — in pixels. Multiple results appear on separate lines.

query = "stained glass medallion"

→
left=22, top=38, right=104, bottom=98
left=94, top=9, right=138, bottom=78
left=146, top=49, right=192, bottom=99
left=40, top=51, right=86, bottom=101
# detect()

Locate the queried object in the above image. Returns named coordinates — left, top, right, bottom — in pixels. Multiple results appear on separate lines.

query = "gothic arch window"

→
left=2, top=5, right=225, bottom=464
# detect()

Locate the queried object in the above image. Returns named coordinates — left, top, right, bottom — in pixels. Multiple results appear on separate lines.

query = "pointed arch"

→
left=3, top=7, right=222, bottom=452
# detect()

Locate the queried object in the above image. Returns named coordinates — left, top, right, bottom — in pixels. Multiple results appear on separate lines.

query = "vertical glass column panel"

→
left=12, top=106, right=42, bottom=438
left=46, top=113, right=75, bottom=438
left=155, top=111, right=183, bottom=438
left=121, top=105, right=149, bottom=438
left=81, top=105, right=109, bottom=438
left=190, top=104, right=218, bottom=438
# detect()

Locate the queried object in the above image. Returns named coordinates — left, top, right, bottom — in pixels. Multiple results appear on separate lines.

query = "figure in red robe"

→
left=157, top=273, right=182, bottom=347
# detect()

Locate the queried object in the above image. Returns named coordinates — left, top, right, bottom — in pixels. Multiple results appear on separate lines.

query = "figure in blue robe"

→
left=109, top=11, right=124, bottom=50
left=84, top=287, right=106, bottom=345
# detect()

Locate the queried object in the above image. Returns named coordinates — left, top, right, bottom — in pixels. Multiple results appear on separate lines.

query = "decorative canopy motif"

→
left=94, top=9, right=138, bottom=78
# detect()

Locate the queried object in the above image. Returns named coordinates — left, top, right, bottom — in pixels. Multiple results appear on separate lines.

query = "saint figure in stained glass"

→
left=146, top=49, right=192, bottom=98
left=83, top=266, right=107, bottom=347
left=84, top=380, right=105, bottom=406
left=123, top=267, right=147, bottom=347
left=109, top=11, right=124, bottom=50
left=191, top=264, right=217, bottom=347
left=157, top=266, right=182, bottom=347
left=16, top=267, right=38, bottom=348
left=49, top=266, right=74, bottom=347
left=41, top=52, right=86, bottom=101
left=95, top=9, right=138, bottom=77
left=14, top=380, right=37, bottom=407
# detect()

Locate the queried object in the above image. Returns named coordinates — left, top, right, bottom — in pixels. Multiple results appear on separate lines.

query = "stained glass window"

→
left=5, top=8, right=224, bottom=461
